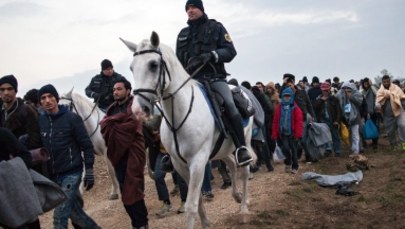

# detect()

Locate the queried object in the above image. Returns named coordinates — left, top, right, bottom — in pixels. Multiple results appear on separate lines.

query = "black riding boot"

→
left=228, top=114, right=253, bottom=166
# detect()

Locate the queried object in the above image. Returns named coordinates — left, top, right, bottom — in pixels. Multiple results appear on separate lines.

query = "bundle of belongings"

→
left=302, top=154, right=369, bottom=196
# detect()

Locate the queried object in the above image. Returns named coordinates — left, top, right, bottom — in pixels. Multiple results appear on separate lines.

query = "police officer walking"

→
left=176, top=0, right=252, bottom=166
left=85, top=59, right=125, bottom=112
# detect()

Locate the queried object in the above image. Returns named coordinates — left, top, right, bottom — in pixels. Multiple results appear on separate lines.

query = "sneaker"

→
left=284, top=165, right=291, bottom=173
left=235, top=147, right=253, bottom=166
left=177, top=201, right=185, bottom=214
left=291, top=169, right=298, bottom=174
left=202, top=191, right=214, bottom=200
left=170, top=185, right=179, bottom=196
left=155, top=203, right=171, bottom=218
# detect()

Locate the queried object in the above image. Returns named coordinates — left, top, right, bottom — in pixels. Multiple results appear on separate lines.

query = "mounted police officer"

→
left=85, top=59, right=125, bottom=112
left=175, top=0, right=252, bottom=166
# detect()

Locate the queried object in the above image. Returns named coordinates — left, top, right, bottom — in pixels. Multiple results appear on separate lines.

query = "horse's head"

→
left=120, top=31, right=183, bottom=120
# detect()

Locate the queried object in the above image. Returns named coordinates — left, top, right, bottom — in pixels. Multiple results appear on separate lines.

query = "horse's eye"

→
left=149, top=61, right=159, bottom=72
left=130, top=66, right=133, bottom=72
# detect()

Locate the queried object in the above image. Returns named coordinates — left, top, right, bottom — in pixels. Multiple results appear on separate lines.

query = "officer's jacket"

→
left=85, top=72, right=125, bottom=110
left=176, top=14, right=236, bottom=80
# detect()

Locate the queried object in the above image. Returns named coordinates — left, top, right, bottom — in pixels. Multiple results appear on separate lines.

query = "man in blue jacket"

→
left=38, top=84, right=100, bottom=229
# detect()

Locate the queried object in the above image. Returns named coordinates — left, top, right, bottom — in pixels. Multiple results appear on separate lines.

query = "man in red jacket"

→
left=272, top=87, right=303, bottom=174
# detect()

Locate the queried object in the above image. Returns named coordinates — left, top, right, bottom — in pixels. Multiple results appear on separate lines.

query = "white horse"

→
left=121, top=32, right=254, bottom=229
left=59, top=89, right=120, bottom=200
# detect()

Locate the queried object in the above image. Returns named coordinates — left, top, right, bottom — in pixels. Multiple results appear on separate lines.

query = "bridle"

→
left=131, top=48, right=203, bottom=163
left=60, top=96, right=101, bottom=138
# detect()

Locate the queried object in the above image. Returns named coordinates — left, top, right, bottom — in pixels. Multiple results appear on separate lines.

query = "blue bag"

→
left=363, top=119, right=378, bottom=140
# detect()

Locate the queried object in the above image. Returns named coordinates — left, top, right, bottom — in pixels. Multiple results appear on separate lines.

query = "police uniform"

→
left=176, top=11, right=252, bottom=165
left=85, top=72, right=125, bottom=111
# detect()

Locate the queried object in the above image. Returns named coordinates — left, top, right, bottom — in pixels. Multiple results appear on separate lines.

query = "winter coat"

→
left=271, top=101, right=303, bottom=140
left=38, top=105, right=95, bottom=176
left=0, top=98, right=41, bottom=149
left=85, top=72, right=125, bottom=110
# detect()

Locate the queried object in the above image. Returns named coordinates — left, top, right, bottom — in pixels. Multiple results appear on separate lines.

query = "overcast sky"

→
left=1, top=0, right=404, bottom=96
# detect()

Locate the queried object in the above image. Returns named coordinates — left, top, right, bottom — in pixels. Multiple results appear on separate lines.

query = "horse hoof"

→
left=109, top=194, right=119, bottom=200
left=238, top=212, right=251, bottom=224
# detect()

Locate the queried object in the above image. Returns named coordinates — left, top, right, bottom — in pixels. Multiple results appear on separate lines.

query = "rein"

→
left=131, top=49, right=204, bottom=164
left=61, top=96, right=101, bottom=138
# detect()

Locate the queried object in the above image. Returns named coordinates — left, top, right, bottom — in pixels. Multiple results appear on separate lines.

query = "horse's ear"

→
left=120, top=37, right=137, bottom=53
left=66, top=87, right=74, bottom=98
left=150, top=31, right=160, bottom=48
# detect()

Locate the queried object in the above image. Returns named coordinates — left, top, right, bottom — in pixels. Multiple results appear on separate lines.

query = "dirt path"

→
left=39, top=144, right=405, bottom=229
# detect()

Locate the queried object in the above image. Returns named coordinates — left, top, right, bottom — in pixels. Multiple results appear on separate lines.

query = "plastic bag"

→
left=273, top=144, right=285, bottom=163
left=340, top=122, right=350, bottom=145
left=363, top=119, right=378, bottom=140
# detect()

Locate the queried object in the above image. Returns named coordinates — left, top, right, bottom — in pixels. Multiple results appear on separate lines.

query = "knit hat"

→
left=0, top=74, right=18, bottom=92
left=320, top=82, right=331, bottom=91
left=185, top=0, right=204, bottom=12
left=312, top=76, right=320, bottom=84
left=283, top=73, right=295, bottom=81
left=38, top=84, right=60, bottom=102
left=101, top=59, right=113, bottom=70
left=228, top=78, right=239, bottom=86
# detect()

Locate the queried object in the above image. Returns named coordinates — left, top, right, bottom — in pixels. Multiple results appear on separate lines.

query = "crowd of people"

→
left=2, top=0, right=405, bottom=228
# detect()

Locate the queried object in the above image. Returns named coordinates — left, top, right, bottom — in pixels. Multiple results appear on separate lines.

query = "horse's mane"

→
left=70, top=92, right=103, bottom=114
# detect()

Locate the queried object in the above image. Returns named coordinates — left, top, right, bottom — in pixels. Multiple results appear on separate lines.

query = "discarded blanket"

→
left=302, top=170, right=363, bottom=187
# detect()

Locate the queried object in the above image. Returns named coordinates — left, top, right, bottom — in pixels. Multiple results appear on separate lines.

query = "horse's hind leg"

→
left=105, top=155, right=119, bottom=200
left=198, top=195, right=211, bottom=228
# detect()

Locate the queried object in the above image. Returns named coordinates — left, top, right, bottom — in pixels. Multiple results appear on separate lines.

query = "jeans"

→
left=350, top=124, right=360, bottom=154
left=172, top=171, right=188, bottom=202
left=325, top=123, right=341, bottom=154
left=154, top=153, right=170, bottom=201
left=52, top=171, right=99, bottom=229
left=201, top=162, right=212, bottom=192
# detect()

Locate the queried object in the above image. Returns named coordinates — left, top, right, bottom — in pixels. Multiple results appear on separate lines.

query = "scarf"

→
left=280, top=87, right=295, bottom=135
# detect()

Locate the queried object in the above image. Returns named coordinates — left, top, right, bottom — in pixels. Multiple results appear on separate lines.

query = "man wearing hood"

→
left=272, top=87, right=303, bottom=174
left=336, top=82, right=363, bottom=155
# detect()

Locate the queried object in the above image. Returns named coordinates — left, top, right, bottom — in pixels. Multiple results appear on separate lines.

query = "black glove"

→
left=185, top=53, right=213, bottom=74
left=83, top=168, right=95, bottom=191
left=199, top=52, right=213, bottom=65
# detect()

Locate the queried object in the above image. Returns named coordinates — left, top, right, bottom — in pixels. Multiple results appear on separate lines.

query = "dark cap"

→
left=0, top=74, right=18, bottom=92
left=185, top=0, right=204, bottom=12
left=101, top=59, right=113, bottom=70
left=38, top=84, right=60, bottom=102
left=283, top=73, right=295, bottom=81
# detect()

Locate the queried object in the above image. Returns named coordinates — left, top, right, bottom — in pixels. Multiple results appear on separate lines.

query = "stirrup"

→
left=235, top=146, right=253, bottom=166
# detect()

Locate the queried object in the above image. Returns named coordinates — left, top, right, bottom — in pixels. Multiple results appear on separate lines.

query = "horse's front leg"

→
left=239, top=165, right=250, bottom=214
left=180, top=161, right=206, bottom=229
left=105, top=155, right=119, bottom=200
left=198, top=194, right=211, bottom=229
